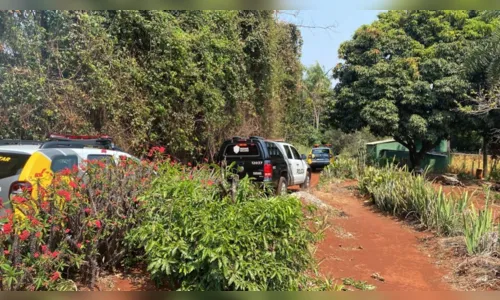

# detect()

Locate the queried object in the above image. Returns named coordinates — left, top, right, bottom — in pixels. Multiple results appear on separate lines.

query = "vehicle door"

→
left=289, top=146, right=307, bottom=184
left=219, top=141, right=264, bottom=181
left=283, top=145, right=302, bottom=185
left=266, top=142, right=287, bottom=182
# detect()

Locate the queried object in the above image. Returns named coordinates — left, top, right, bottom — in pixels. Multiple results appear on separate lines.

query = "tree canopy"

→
left=332, top=10, right=498, bottom=168
left=0, top=10, right=303, bottom=161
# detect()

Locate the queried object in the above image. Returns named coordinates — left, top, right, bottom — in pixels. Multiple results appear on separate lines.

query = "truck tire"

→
left=276, top=176, right=288, bottom=196
left=300, top=171, right=311, bottom=190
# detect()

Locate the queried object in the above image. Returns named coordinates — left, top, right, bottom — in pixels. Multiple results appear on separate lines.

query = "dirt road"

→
left=309, top=173, right=451, bottom=291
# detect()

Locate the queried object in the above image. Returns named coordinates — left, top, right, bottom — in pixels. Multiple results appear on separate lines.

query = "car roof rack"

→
left=0, top=139, right=45, bottom=146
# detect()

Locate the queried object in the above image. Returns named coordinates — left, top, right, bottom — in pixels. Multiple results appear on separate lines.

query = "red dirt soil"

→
left=310, top=173, right=451, bottom=291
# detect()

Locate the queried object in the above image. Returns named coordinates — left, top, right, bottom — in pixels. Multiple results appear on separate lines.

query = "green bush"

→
left=320, top=156, right=359, bottom=184
left=126, top=162, right=329, bottom=291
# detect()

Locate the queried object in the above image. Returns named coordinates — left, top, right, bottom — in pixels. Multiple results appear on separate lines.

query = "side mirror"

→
left=300, top=154, right=307, bottom=160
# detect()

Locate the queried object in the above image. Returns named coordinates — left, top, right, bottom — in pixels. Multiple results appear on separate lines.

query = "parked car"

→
left=0, top=134, right=137, bottom=219
left=215, top=136, right=311, bottom=195
left=307, top=144, right=335, bottom=171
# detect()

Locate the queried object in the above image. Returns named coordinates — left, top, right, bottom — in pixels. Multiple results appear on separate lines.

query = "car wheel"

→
left=276, top=176, right=288, bottom=196
left=300, top=172, right=311, bottom=190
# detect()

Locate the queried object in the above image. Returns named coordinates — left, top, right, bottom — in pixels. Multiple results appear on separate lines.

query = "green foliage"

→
left=463, top=204, right=494, bottom=254
left=320, top=156, right=359, bottom=184
left=357, top=164, right=499, bottom=254
left=342, top=278, right=376, bottom=291
left=332, top=10, right=497, bottom=168
left=126, top=162, right=328, bottom=291
left=359, top=165, right=472, bottom=235
left=0, top=10, right=303, bottom=161
left=323, top=127, right=380, bottom=156
left=285, top=63, right=333, bottom=146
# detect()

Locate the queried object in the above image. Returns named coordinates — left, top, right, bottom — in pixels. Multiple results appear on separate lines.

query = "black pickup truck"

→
left=215, top=136, right=311, bottom=195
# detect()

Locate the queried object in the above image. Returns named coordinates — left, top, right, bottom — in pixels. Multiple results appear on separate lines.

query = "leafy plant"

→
left=463, top=190, right=496, bottom=254
left=126, top=162, right=328, bottom=291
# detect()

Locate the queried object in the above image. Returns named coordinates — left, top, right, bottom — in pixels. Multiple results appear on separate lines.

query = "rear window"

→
left=0, top=153, right=30, bottom=179
left=51, top=155, right=79, bottom=173
left=223, top=143, right=260, bottom=156
left=88, top=154, right=115, bottom=165
left=312, top=149, right=330, bottom=154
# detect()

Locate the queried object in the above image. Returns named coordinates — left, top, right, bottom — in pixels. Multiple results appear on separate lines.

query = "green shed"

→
left=366, top=139, right=449, bottom=172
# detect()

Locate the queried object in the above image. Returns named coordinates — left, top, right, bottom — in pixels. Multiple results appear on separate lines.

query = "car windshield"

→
left=0, top=152, right=31, bottom=179
left=312, top=149, right=330, bottom=155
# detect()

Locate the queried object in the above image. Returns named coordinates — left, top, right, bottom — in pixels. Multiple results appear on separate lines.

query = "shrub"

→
left=0, top=157, right=155, bottom=290
left=126, top=162, right=328, bottom=291
left=320, top=156, right=359, bottom=184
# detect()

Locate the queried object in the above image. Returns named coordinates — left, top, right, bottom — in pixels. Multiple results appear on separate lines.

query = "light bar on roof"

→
left=49, top=134, right=112, bottom=140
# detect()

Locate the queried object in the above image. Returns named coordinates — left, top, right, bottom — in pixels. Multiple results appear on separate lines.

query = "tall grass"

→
left=356, top=164, right=499, bottom=254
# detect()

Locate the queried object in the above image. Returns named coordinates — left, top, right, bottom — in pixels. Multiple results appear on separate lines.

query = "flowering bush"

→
left=0, top=157, right=156, bottom=291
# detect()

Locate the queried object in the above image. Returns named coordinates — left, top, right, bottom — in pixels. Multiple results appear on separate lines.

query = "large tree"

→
left=332, top=10, right=497, bottom=169
left=463, top=11, right=500, bottom=177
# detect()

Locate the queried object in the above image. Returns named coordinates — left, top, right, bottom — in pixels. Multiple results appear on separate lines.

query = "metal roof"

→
left=0, top=145, right=41, bottom=154
left=365, top=139, right=397, bottom=145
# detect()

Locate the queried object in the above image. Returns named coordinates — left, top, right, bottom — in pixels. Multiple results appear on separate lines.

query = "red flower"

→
left=11, top=195, right=26, bottom=204
left=95, top=220, right=102, bottom=229
left=35, top=232, right=41, bottom=238
left=69, top=181, right=78, bottom=189
left=80, top=183, right=86, bottom=189
left=4, top=250, right=9, bottom=255
left=2, top=223, right=12, bottom=235
left=50, top=272, right=60, bottom=282
left=207, top=180, right=214, bottom=186
left=57, top=190, right=71, bottom=202
left=84, top=208, right=91, bottom=214
left=41, top=245, right=48, bottom=253
left=19, top=230, right=30, bottom=241
left=51, top=251, right=60, bottom=258
left=72, top=164, right=79, bottom=173
left=41, top=201, right=50, bottom=211
left=65, top=229, right=70, bottom=233
left=60, top=168, right=71, bottom=176
left=35, top=168, right=46, bottom=178
left=30, top=217, right=41, bottom=227
left=97, top=161, right=106, bottom=169
left=76, top=243, right=82, bottom=249
left=34, top=252, right=40, bottom=258
left=188, top=162, right=192, bottom=167
left=158, top=146, right=165, bottom=154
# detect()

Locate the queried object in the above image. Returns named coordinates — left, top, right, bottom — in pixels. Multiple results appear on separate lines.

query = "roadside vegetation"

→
left=320, top=157, right=500, bottom=290
left=0, top=151, right=340, bottom=291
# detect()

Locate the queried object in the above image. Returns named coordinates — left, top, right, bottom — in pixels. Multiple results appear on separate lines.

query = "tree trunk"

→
left=408, top=149, right=425, bottom=171
left=483, top=134, right=489, bottom=179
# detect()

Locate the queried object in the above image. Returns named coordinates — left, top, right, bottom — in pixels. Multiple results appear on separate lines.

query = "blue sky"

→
left=280, top=8, right=385, bottom=80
